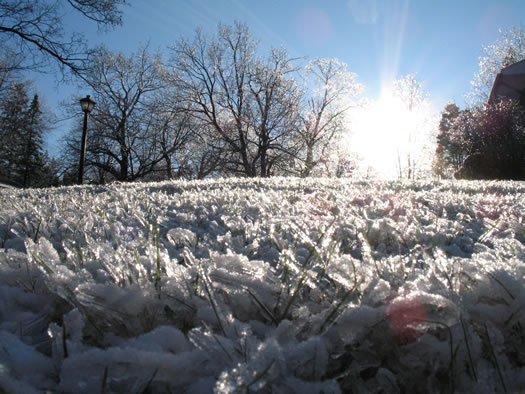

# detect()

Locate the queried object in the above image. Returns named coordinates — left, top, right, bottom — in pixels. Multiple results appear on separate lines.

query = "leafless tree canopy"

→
left=468, top=26, right=525, bottom=107
left=170, top=23, right=311, bottom=177
left=56, top=22, right=368, bottom=183
left=297, top=58, right=362, bottom=177
left=0, top=0, right=126, bottom=76
left=76, top=45, right=167, bottom=181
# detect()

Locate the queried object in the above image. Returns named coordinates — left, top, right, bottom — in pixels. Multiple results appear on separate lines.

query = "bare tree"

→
left=390, top=74, right=434, bottom=179
left=175, top=126, right=227, bottom=179
left=467, top=26, right=525, bottom=107
left=244, top=48, right=301, bottom=176
left=170, top=22, right=300, bottom=177
left=0, top=0, right=126, bottom=76
left=0, top=47, right=24, bottom=92
left=147, top=89, right=200, bottom=180
left=296, top=58, right=363, bottom=177
left=78, top=45, right=167, bottom=182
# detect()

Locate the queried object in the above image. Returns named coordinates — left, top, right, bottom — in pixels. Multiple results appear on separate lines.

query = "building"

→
left=488, top=59, right=525, bottom=106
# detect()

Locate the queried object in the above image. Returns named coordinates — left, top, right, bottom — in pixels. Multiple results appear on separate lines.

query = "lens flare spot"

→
left=347, top=0, right=378, bottom=25
left=295, top=7, right=334, bottom=46
left=387, top=295, right=427, bottom=343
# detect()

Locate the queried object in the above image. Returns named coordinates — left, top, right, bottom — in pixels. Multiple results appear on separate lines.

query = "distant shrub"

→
left=454, top=151, right=524, bottom=180
left=438, top=98, right=525, bottom=179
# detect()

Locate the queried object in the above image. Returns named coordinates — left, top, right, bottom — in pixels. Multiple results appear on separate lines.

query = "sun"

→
left=348, top=89, right=422, bottom=178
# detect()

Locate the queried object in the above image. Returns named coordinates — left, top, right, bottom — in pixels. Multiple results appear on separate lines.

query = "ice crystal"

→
left=0, top=178, right=524, bottom=392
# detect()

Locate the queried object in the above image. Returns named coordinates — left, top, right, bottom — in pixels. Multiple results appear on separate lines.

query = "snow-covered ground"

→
left=0, top=177, right=524, bottom=393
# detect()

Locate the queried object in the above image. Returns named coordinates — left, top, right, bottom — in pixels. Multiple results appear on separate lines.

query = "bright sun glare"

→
left=349, top=89, right=430, bottom=179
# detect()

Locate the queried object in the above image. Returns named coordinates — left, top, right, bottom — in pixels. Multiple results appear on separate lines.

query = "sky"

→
left=36, top=0, right=525, bottom=157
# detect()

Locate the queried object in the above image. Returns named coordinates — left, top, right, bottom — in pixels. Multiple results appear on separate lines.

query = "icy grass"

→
left=1, top=178, right=525, bottom=393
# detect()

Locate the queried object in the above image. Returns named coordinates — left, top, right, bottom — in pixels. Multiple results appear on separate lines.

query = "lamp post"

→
left=78, top=95, right=96, bottom=185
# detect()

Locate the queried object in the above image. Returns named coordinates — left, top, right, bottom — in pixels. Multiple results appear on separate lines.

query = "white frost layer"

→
left=0, top=178, right=524, bottom=392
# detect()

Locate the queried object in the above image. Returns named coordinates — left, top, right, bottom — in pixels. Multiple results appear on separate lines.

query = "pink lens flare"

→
left=387, top=295, right=427, bottom=343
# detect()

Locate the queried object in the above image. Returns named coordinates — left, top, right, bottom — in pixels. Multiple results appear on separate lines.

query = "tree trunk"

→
left=118, top=115, right=128, bottom=181
left=260, top=131, right=270, bottom=177
left=302, top=144, right=314, bottom=177
left=239, top=131, right=256, bottom=177
left=164, top=153, right=173, bottom=179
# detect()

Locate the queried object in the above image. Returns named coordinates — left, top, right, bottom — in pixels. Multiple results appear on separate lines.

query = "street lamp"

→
left=78, top=95, right=96, bottom=185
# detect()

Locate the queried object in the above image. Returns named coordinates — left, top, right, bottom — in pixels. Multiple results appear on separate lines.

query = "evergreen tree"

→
left=0, top=82, right=29, bottom=185
left=17, top=94, right=48, bottom=187
left=434, top=103, right=466, bottom=177
left=0, top=83, right=55, bottom=187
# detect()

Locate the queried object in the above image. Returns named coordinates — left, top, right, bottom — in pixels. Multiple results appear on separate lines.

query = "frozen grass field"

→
left=0, top=177, right=524, bottom=393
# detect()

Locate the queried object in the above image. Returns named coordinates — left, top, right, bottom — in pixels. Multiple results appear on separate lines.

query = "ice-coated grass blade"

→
left=32, top=218, right=42, bottom=242
left=318, top=276, right=364, bottom=334
left=141, top=368, right=159, bottom=394
left=280, top=269, right=307, bottom=321
left=405, top=316, right=456, bottom=392
left=247, top=359, right=275, bottom=391
left=30, top=250, right=54, bottom=274
left=484, top=323, right=507, bottom=393
left=154, top=226, right=162, bottom=297
left=100, top=366, right=109, bottom=394
left=199, top=264, right=226, bottom=336
left=66, top=240, right=84, bottom=267
left=202, top=320, right=233, bottom=363
left=484, top=270, right=515, bottom=301
left=460, top=315, right=477, bottom=382
left=359, top=232, right=383, bottom=279
left=245, top=287, right=278, bottom=325
left=62, top=322, right=69, bottom=359
left=478, top=218, right=502, bottom=243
